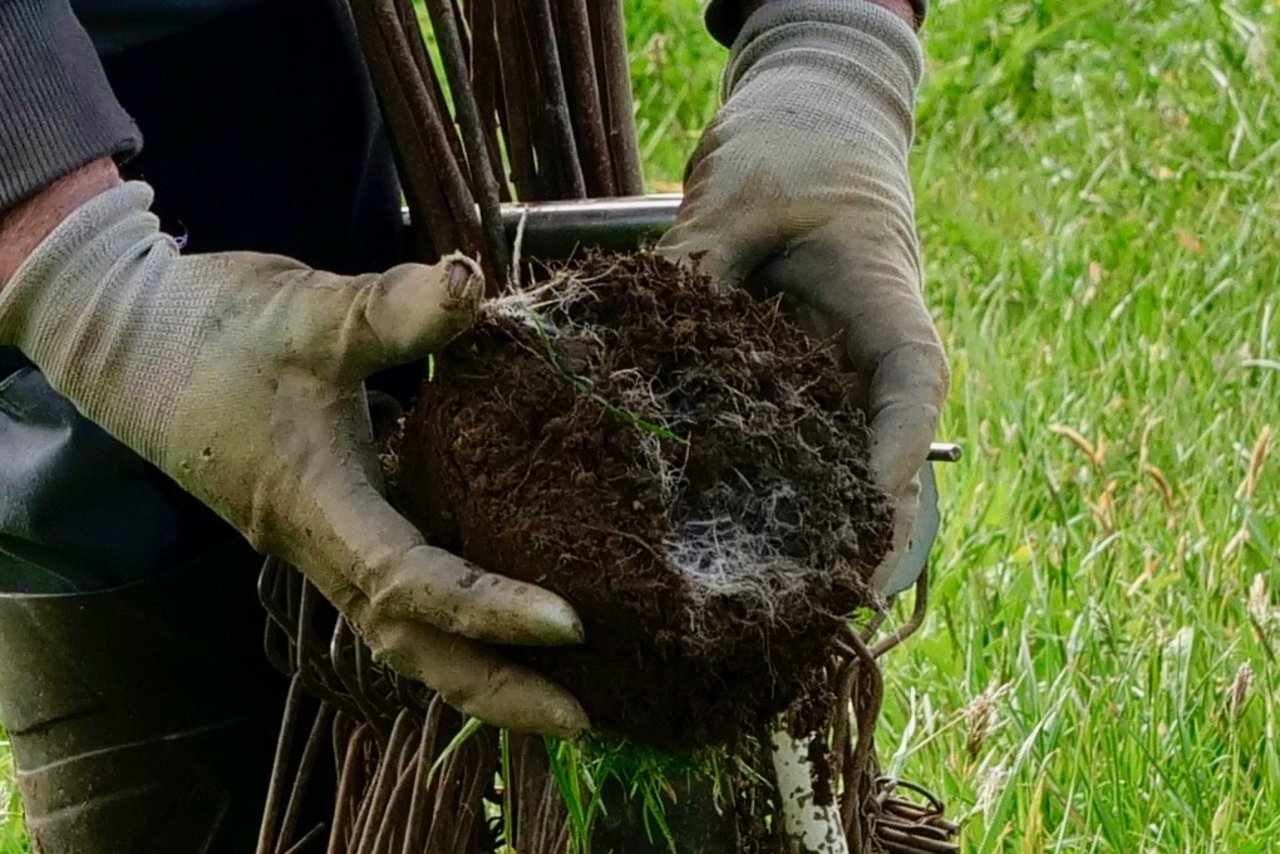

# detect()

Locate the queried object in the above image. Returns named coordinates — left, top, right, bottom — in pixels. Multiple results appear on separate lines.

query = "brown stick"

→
left=423, top=0, right=511, bottom=289
left=367, top=718, right=422, bottom=853
left=327, top=722, right=373, bottom=854
left=399, top=702, right=443, bottom=853
left=589, top=1, right=645, bottom=194
left=353, top=710, right=417, bottom=852
left=348, top=0, right=460, bottom=258
left=556, top=0, right=616, bottom=196
left=524, top=0, right=587, bottom=198
left=275, top=702, right=336, bottom=854
left=467, top=0, right=512, bottom=201
left=375, top=0, right=480, bottom=257
left=281, top=823, right=327, bottom=854
left=391, top=0, right=468, bottom=177
left=256, top=676, right=304, bottom=854
left=493, top=1, right=544, bottom=199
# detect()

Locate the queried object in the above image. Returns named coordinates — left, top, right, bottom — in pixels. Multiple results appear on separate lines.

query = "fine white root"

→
left=490, top=266, right=865, bottom=643
left=666, top=476, right=812, bottom=615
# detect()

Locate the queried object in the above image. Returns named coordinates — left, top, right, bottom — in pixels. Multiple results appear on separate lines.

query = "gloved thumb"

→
left=250, top=253, right=485, bottom=382
left=335, top=254, right=484, bottom=380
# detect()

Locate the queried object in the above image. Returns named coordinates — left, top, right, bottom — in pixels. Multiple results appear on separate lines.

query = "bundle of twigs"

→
left=255, top=557, right=571, bottom=853
left=252, top=2, right=957, bottom=851
left=348, top=0, right=642, bottom=288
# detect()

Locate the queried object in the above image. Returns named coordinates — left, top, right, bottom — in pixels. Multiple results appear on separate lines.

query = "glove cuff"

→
left=0, top=182, right=213, bottom=460
left=721, top=0, right=922, bottom=160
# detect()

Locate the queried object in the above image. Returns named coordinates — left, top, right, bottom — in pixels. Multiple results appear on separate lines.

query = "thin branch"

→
left=424, top=0, right=512, bottom=289
left=588, top=1, right=645, bottom=194
left=349, top=0, right=461, bottom=258
left=494, top=0, right=545, bottom=199
left=556, top=0, right=616, bottom=195
left=525, top=0, right=588, bottom=198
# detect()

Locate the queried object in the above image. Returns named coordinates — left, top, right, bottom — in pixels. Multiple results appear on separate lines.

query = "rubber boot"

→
left=0, top=538, right=286, bottom=853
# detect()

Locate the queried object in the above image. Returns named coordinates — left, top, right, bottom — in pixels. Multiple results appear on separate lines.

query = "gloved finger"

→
left=745, top=231, right=947, bottom=498
left=864, top=336, right=946, bottom=497
left=371, top=618, right=589, bottom=738
left=285, top=413, right=584, bottom=647
left=869, top=473, right=919, bottom=592
left=369, top=542, right=586, bottom=647
left=317, top=489, right=583, bottom=647
left=340, top=255, right=484, bottom=379
left=250, top=367, right=584, bottom=653
left=257, top=253, right=484, bottom=381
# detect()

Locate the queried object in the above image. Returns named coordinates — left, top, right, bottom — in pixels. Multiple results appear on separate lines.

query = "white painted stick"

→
left=770, top=726, right=850, bottom=854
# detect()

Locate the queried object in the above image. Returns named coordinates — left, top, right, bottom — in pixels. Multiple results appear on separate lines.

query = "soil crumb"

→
left=395, top=252, right=892, bottom=748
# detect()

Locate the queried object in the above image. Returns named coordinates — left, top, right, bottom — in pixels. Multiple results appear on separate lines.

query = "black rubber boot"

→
left=0, top=539, right=286, bottom=853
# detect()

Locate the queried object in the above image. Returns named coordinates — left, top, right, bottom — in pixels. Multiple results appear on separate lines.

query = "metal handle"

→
left=406, top=197, right=964, bottom=465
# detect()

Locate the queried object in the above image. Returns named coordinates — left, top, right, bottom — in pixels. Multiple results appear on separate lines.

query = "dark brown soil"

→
left=394, top=252, right=892, bottom=748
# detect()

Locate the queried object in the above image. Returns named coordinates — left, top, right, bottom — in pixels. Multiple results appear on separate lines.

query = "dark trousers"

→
left=0, top=1, right=402, bottom=849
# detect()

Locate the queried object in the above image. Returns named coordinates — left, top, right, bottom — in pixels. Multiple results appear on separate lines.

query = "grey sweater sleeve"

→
left=0, top=0, right=141, bottom=211
left=706, top=0, right=927, bottom=46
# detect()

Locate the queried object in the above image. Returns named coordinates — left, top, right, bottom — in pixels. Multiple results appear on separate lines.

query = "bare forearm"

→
left=0, top=158, right=121, bottom=289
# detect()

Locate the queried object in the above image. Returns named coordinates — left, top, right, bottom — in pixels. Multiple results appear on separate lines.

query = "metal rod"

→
left=496, top=193, right=680, bottom=254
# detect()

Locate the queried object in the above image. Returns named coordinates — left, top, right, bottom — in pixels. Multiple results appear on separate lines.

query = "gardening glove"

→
left=0, top=181, right=588, bottom=737
left=659, top=0, right=948, bottom=590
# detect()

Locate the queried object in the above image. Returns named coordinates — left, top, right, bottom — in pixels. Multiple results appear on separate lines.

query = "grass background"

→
left=3, top=0, right=1278, bottom=850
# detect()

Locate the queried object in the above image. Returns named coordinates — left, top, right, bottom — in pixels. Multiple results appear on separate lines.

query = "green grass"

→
left=3, top=0, right=1278, bottom=850
left=0, top=734, right=23, bottom=854
left=630, top=8, right=1279, bottom=849
left=889, top=0, right=1279, bottom=849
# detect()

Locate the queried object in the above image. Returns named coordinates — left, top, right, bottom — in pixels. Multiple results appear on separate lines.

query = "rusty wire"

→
left=872, top=566, right=932, bottom=659
left=255, top=561, right=511, bottom=853
left=825, top=566, right=959, bottom=853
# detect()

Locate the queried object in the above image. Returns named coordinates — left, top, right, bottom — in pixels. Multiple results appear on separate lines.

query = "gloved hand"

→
left=0, top=180, right=588, bottom=737
left=660, top=0, right=949, bottom=589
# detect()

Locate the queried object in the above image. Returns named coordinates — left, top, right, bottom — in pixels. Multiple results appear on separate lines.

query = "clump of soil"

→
left=394, top=252, right=892, bottom=748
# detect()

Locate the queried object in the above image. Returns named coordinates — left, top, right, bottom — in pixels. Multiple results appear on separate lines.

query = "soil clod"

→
left=395, top=252, right=893, bottom=747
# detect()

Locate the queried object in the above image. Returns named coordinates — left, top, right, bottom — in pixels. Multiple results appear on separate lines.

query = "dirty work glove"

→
left=0, top=182, right=588, bottom=737
left=660, top=0, right=948, bottom=589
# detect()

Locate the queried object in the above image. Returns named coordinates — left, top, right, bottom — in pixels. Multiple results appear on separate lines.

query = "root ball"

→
left=395, top=253, right=892, bottom=747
